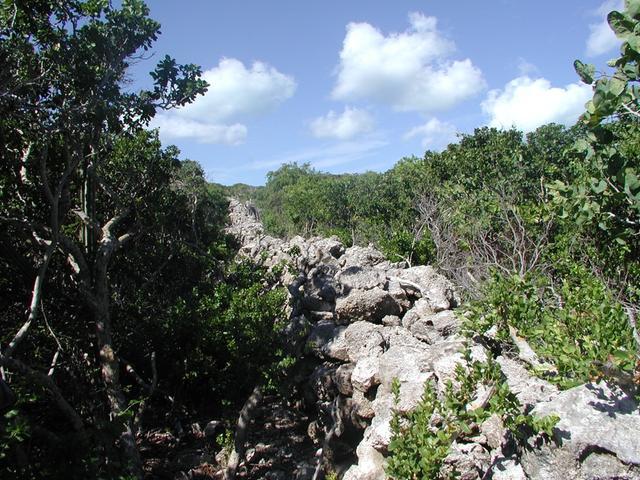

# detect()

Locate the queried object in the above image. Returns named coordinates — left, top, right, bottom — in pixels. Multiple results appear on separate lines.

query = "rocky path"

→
left=219, top=199, right=640, bottom=480
left=235, top=395, right=316, bottom=480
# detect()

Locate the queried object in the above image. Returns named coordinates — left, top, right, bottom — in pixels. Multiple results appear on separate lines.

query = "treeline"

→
left=0, top=2, right=289, bottom=478
left=256, top=124, right=583, bottom=271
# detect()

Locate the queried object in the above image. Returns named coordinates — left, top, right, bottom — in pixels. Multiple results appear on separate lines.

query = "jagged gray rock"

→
left=306, top=320, right=348, bottom=362
left=396, top=265, right=460, bottom=311
left=496, top=355, right=559, bottom=409
left=335, top=287, right=402, bottom=324
left=343, top=322, right=385, bottom=363
left=336, top=266, right=387, bottom=292
left=351, top=356, right=380, bottom=393
left=441, top=441, right=491, bottom=480
left=226, top=199, right=640, bottom=480
left=407, top=309, right=460, bottom=344
left=488, top=457, right=527, bottom=480
left=524, top=381, right=640, bottom=479
left=339, top=245, right=388, bottom=269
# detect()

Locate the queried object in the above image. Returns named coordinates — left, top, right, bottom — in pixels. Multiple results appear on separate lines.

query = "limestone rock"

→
left=340, top=245, right=388, bottom=269
left=496, top=355, right=558, bottom=409
left=337, top=266, right=387, bottom=292
left=402, top=298, right=435, bottom=329
left=352, top=356, right=381, bottom=393
left=343, top=443, right=386, bottom=480
left=396, top=265, right=459, bottom=311
left=381, top=314, right=401, bottom=327
left=441, top=441, right=491, bottom=480
left=480, top=414, right=507, bottom=450
left=308, top=235, right=345, bottom=259
left=352, top=389, right=375, bottom=419
left=488, top=457, right=527, bottom=480
left=335, top=287, right=402, bottom=324
left=431, top=342, right=486, bottom=389
left=306, top=320, right=348, bottom=361
left=334, top=363, right=355, bottom=396
left=530, top=382, right=640, bottom=468
left=386, top=277, right=412, bottom=311
left=408, top=310, right=460, bottom=343
left=343, top=321, right=385, bottom=363
left=580, top=452, right=640, bottom=479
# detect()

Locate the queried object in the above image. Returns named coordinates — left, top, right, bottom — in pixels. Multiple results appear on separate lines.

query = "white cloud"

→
left=152, top=116, right=247, bottom=145
left=517, top=57, right=539, bottom=77
left=310, top=107, right=375, bottom=140
left=586, top=0, right=623, bottom=57
left=248, top=139, right=389, bottom=171
left=404, top=118, right=457, bottom=151
left=331, top=12, right=485, bottom=113
left=481, top=76, right=592, bottom=132
left=152, top=58, right=296, bottom=144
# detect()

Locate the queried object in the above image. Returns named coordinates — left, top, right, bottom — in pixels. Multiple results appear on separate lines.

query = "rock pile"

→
left=226, top=199, right=640, bottom=480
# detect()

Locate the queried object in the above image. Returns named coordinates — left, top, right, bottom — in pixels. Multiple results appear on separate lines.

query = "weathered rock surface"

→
left=226, top=199, right=640, bottom=480
left=523, top=382, right=640, bottom=479
left=335, top=287, right=402, bottom=324
left=496, top=355, right=559, bottom=409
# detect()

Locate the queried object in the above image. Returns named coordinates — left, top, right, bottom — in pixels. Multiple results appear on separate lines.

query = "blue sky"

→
left=132, top=0, right=624, bottom=185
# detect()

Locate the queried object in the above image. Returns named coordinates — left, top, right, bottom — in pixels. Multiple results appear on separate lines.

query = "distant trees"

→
left=256, top=161, right=433, bottom=265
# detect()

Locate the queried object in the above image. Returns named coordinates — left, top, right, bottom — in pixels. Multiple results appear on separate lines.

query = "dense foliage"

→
left=0, top=1, right=288, bottom=478
left=256, top=161, right=432, bottom=265
left=1, top=0, right=639, bottom=478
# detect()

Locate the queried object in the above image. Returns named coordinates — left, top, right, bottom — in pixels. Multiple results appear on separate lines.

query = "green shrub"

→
left=465, top=267, right=635, bottom=388
left=386, top=349, right=557, bottom=479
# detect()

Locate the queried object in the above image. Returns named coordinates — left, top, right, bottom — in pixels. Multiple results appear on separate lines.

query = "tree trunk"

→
left=224, top=385, right=264, bottom=480
left=92, top=227, right=143, bottom=479
left=93, top=290, right=143, bottom=478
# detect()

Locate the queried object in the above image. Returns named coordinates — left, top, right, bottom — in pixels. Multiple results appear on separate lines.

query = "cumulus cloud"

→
left=310, top=107, right=375, bottom=140
left=331, top=12, right=485, bottom=113
left=481, top=76, right=592, bottom=132
left=404, top=118, right=457, bottom=151
left=586, top=0, right=623, bottom=57
left=152, top=58, right=296, bottom=145
left=151, top=116, right=247, bottom=145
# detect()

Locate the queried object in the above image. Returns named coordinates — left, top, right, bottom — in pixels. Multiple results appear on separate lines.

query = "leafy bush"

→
left=151, top=259, right=289, bottom=410
left=465, top=268, right=635, bottom=388
left=386, top=349, right=557, bottom=479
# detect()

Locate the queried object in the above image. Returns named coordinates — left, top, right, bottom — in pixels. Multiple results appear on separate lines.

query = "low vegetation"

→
left=387, top=350, right=558, bottom=479
left=1, top=0, right=639, bottom=478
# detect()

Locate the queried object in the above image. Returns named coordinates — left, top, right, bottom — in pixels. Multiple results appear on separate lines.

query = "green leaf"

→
left=608, top=11, right=635, bottom=39
left=592, top=179, right=607, bottom=193
left=624, top=170, right=640, bottom=194
left=627, top=34, right=640, bottom=53
left=626, top=0, right=640, bottom=19
left=574, top=60, right=596, bottom=84
left=609, top=76, right=627, bottom=96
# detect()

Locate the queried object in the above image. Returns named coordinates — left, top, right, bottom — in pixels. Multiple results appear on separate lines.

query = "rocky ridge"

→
left=226, top=199, right=640, bottom=480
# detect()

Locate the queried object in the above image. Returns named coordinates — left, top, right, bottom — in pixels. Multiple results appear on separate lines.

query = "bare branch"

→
left=5, top=241, right=56, bottom=358
left=47, top=349, right=61, bottom=377
left=41, top=301, right=63, bottom=352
